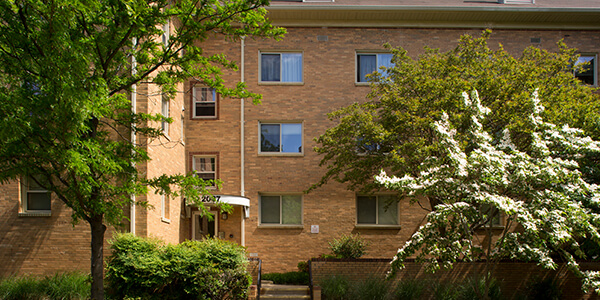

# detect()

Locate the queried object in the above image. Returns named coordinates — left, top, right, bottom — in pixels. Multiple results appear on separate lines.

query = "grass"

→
left=0, top=272, right=90, bottom=300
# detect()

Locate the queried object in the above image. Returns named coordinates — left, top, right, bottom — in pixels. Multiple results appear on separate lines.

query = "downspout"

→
left=130, top=38, right=137, bottom=235
left=240, top=36, right=246, bottom=247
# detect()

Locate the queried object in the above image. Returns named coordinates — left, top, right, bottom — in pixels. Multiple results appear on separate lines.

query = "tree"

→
left=377, top=90, right=600, bottom=297
left=312, top=30, right=600, bottom=296
left=0, top=0, right=284, bottom=299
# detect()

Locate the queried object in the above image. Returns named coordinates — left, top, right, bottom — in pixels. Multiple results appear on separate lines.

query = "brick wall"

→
left=0, top=180, right=114, bottom=277
left=189, top=27, right=600, bottom=273
left=310, top=258, right=600, bottom=300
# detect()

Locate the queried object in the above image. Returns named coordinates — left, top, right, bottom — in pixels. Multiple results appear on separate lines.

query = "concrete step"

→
left=261, top=284, right=310, bottom=295
left=259, top=296, right=311, bottom=300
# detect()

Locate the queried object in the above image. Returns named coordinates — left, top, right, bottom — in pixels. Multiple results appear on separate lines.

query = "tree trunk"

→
left=90, top=215, right=107, bottom=300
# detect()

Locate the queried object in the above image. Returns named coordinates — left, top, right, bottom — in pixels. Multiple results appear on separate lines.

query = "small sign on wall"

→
left=311, top=225, right=319, bottom=234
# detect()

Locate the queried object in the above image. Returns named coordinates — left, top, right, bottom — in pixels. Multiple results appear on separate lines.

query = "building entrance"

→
left=192, top=210, right=217, bottom=240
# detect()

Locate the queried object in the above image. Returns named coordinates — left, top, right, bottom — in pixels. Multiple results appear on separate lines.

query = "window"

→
left=161, top=194, right=170, bottom=222
left=22, top=175, right=51, bottom=213
left=161, top=95, right=170, bottom=135
left=260, top=123, right=302, bottom=154
left=260, top=195, right=302, bottom=225
left=575, top=55, right=597, bottom=85
left=357, top=53, right=393, bottom=82
left=356, top=195, right=398, bottom=225
left=481, top=204, right=501, bottom=227
left=192, top=86, right=218, bottom=119
left=260, top=52, right=303, bottom=83
left=192, top=155, right=217, bottom=187
left=356, top=136, right=384, bottom=155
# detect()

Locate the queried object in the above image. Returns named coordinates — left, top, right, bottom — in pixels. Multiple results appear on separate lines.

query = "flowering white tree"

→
left=377, top=90, right=600, bottom=297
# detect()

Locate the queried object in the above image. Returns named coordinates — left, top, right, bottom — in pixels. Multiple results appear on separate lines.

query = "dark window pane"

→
left=358, top=54, right=376, bottom=82
left=357, top=196, right=376, bottom=224
left=261, top=124, right=280, bottom=152
left=195, top=103, right=215, bottom=117
left=575, top=56, right=595, bottom=85
left=28, top=193, right=50, bottom=210
left=261, top=54, right=281, bottom=82
left=261, top=196, right=281, bottom=224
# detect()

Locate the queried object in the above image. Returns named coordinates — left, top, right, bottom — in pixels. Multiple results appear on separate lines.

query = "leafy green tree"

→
left=0, top=0, right=284, bottom=299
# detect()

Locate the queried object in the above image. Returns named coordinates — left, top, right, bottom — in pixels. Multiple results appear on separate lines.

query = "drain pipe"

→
left=240, top=36, right=246, bottom=247
left=130, top=38, right=137, bottom=235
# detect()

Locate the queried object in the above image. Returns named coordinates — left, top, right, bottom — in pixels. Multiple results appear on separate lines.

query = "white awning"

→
left=215, top=195, right=250, bottom=207
left=190, top=195, right=251, bottom=218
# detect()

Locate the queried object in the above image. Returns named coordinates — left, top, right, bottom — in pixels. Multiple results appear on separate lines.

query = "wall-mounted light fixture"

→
left=221, top=212, right=228, bottom=220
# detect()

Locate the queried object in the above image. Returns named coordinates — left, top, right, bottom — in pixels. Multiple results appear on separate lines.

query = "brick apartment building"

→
left=1, top=0, right=599, bottom=276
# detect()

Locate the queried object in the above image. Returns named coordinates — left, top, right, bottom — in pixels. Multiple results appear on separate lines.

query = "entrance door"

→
left=192, top=210, right=218, bottom=240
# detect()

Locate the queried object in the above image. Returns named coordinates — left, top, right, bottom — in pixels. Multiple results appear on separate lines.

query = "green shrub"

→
left=105, top=233, right=251, bottom=300
left=297, top=261, right=309, bottom=273
left=320, top=275, right=350, bottom=300
left=262, top=271, right=309, bottom=285
left=328, top=234, right=369, bottom=259
left=519, top=277, right=562, bottom=300
left=394, top=278, right=425, bottom=300
left=457, top=276, right=502, bottom=300
left=0, top=272, right=90, bottom=300
left=348, top=276, right=391, bottom=300
left=432, top=281, right=460, bottom=300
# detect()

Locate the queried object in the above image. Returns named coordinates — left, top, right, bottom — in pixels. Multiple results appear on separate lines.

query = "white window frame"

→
left=258, top=122, right=304, bottom=155
left=575, top=54, right=598, bottom=86
left=355, top=195, right=400, bottom=228
left=20, top=175, right=51, bottom=216
left=192, top=155, right=217, bottom=189
left=161, top=95, right=170, bottom=136
left=161, top=194, right=170, bottom=223
left=191, top=85, right=218, bottom=119
left=259, top=51, right=304, bottom=84
left=356, top=52, right=393, bottom=84
left=259, top=194, right=303, bottom=227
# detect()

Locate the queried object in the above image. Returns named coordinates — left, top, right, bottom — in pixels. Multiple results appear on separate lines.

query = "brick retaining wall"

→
left=309, top=258, right=600, bottom=300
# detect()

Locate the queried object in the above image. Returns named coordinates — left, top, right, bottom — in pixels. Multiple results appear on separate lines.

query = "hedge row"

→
left=105, top=233, right=251, bottom=300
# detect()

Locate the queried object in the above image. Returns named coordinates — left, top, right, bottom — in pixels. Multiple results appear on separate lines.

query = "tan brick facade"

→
left=0, top=179, right=109, bottom=276
left=194, top=27, right=600, bottom=273
left=1, top=3, right=599, bottom=277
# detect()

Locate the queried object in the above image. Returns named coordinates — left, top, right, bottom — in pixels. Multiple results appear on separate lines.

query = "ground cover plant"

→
left=0, top=272, right=90, bottom=300
left=105, top=233, right=251, bottom=300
